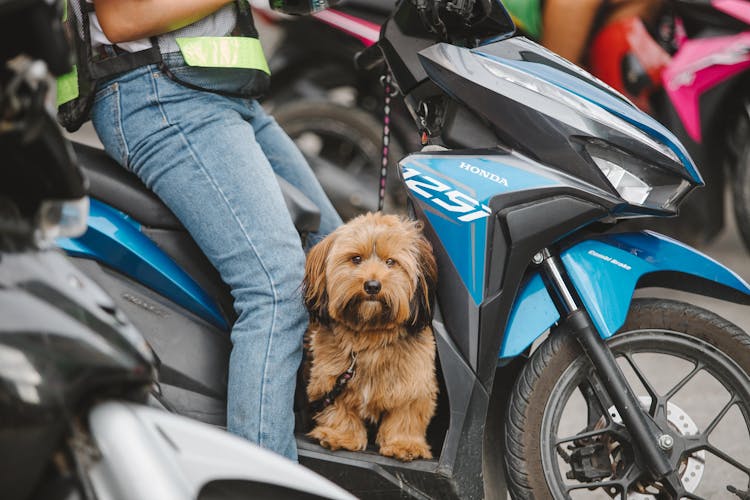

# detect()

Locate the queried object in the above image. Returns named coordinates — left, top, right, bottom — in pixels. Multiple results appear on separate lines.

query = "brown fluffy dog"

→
left=302, top=212, right=438, bottom=461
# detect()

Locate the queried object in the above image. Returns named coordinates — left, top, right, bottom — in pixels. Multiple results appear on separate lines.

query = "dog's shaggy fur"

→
left=302, top=212, right=438, bottom=461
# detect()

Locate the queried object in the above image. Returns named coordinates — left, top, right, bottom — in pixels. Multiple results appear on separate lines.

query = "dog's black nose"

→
left=364, top=280, right=381, bottom=295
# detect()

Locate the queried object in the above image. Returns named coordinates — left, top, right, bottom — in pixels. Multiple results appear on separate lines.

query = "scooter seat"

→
left=72, top=142, right=322, bottom=234
left=73, top=142, right=183, bottom=229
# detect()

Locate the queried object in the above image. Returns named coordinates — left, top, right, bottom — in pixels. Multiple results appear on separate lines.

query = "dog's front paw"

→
left=308, top=426, right=368, bottom=452
left=379, top=440, right=433, bottom=462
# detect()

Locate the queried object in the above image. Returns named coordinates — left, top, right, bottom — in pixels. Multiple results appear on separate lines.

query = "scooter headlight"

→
left=586, top=142, right=693, bottom=213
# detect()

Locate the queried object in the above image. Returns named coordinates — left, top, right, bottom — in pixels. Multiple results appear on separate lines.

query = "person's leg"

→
left=92, top=66, right=305, bottom=460
left=247, top=101, right=343, bottom=246
left=542, top=0, right=604, bottom=65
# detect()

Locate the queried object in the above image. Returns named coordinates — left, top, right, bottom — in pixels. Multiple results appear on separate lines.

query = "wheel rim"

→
left=540, top=329, right=750, bottom=499
left=607, top=397, right=706, bottom=498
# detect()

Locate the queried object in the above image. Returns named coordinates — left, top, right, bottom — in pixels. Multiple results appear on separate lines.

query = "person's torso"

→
left=86, top=1, right=238, bottom=54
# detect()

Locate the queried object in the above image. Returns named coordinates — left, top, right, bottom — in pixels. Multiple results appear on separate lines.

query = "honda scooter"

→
left=0, top=2, right=355, bottom=499
left=61, top=0, right=750, bottom=497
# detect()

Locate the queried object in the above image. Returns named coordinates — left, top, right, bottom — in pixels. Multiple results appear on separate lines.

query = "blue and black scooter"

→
left=61, top=0, right=750, bottom=497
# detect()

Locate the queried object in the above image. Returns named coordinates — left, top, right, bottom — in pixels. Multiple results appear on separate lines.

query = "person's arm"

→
left=94, top=0, right=233, bottom=43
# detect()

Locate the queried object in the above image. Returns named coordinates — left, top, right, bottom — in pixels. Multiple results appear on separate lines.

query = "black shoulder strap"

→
left=89, top=46, right=162, bottom=79
left=235, top=0, right=260, bottom=37
left=73, top=0, right=161, bottom=80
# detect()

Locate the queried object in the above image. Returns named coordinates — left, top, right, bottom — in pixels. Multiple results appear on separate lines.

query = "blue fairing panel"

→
left=500, top=231, right=750, bottom=359
left=57, top=199, right=228, bottom=330
left=501, top=272, right=559, bottom=358
left=563, top=231, right=750, bottom=339
left=401, top=153, right=562, bottom=304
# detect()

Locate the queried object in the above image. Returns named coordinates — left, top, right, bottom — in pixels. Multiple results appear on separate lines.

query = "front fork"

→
left=536, top=248, right=686, bottom=496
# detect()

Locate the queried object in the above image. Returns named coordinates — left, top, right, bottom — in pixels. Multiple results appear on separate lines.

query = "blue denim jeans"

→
left=91, top=54, right=341, bottom=460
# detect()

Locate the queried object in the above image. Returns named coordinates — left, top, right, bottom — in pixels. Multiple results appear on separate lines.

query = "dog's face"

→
left=304, top=213, right=437, bottom=333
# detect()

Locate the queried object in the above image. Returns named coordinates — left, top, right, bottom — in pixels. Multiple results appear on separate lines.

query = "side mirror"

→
left=36, top=197, right=89, bottom=243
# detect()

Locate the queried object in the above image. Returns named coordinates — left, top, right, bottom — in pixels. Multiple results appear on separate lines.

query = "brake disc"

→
left=608, top=396, right=706, bottom=499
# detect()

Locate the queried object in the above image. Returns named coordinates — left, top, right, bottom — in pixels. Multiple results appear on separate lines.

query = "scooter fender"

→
left=500, top=230, right=750, bottom=359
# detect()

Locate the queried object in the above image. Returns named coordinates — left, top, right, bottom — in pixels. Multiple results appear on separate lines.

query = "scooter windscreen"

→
left=468, top=0, right=516, bottom=38
left=417, top=37, right=703, bottom=216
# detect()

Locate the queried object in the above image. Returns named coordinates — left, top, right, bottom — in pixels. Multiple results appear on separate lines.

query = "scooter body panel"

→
left=563, top=231, right=750, bottom=336
left=418, top=40, right=702, bottom=189
left=401, top=152, right=565, bottom=305
left=500, top=230, right=750, bottom=359
left=58, top=199, right=228, bottom=331
left=88, top=401, right=355, bottom=500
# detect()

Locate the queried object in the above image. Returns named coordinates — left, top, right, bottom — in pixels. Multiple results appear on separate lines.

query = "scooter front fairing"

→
left=501, top=230, right=750, bottom=359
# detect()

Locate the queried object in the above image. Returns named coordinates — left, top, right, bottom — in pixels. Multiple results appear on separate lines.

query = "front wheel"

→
left=505, top=299, right=750, bottom=499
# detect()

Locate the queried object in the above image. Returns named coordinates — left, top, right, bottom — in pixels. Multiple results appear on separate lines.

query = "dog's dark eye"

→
left=351, top=255, right=362, bottom=265
left=385, top=258, right=396, bottom=267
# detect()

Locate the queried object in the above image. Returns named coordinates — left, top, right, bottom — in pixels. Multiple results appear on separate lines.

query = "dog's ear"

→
left=303, top=234, right=335, bottom=326
left=407, top=233, right=438, bottom=335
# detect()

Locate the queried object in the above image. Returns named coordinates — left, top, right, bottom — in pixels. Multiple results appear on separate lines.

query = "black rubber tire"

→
left=272, top=99, right=407, bottom=220
left=504, top=298, right=750, bottom=499
left=733, top=140, right=750, bottom=254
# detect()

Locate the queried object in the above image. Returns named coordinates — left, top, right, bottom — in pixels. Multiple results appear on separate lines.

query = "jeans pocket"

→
left=93, top=81, right=118, bottom=103
left=91, top=82, right=129, bottom=168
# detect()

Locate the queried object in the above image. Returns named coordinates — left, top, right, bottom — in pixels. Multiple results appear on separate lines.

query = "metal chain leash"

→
left=378, top=72, right=393, bottom=212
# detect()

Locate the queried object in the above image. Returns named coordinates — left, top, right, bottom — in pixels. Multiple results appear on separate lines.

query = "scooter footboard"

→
left=500, top=231, right=750, bottom=359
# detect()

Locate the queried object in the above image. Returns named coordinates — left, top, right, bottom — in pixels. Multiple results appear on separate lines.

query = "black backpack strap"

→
left=89, top=45, right=162, bottom=79
left=72, top=0, right=162, bottom=79
left=234, top=0, right=260, bottom=37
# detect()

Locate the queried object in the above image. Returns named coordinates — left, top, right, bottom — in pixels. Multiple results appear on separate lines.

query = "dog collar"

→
left=309, top=351, right=357, bottom=414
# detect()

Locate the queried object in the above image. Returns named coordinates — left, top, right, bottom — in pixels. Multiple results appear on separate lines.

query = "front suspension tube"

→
left=538, top=250, right=683, bottom=493
left=565, top=310, right=673, bottom=477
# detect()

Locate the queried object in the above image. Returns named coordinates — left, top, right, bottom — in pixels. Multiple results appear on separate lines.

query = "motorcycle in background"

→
left=585, top=0, right=750, bottom=251
left=0, top=1, right=355, bottom=499
left=59, top=0, right=750, bottom=497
